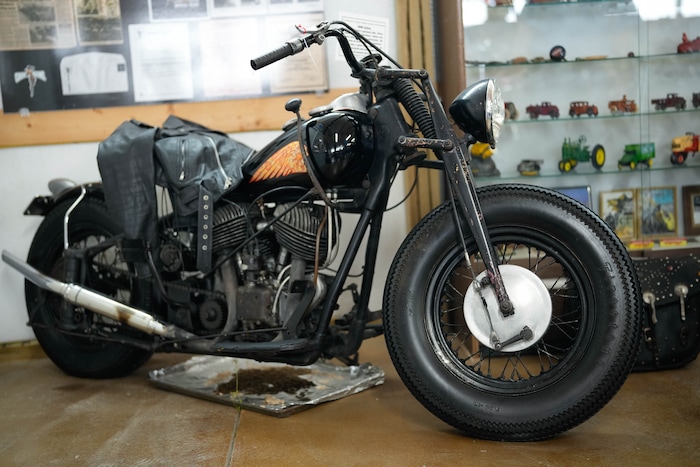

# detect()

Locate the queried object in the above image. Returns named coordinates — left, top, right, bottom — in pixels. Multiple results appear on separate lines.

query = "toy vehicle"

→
left=517, top=159, right=543, bottom=176
left=670, top=131, right=699, bottom=165
left=608, top=95, right=637, bottom=114
left=618, top=142, right=655, bottom=169
left=651, top=93, right=686, bottom=111
left=505, top=101, right=518, bottom=120
left=569, top=101, right=598, bottom=117
left=469, top=141, right=500, bottom=177
left=559, top=135, right=605, bottom=172
left=678, top=33, right=700, bottom=53
left=526, top=102, right=559, bottom=119
left=693, top=92, right=700, bottom=109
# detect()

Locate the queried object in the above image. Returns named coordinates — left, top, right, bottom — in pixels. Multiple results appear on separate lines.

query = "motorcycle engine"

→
left=159, top=200, right=338, bottom=336
left=212, top=201, right=334, bottom=263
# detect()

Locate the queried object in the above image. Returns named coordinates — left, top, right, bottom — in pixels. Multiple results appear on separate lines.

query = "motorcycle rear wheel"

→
left=25, top=196, right=153, bottom=378
left=383, top=184, right=641, bottom=441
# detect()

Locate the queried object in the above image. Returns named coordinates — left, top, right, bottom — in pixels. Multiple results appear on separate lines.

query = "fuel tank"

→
left=243, top=110, right=374, bottom=190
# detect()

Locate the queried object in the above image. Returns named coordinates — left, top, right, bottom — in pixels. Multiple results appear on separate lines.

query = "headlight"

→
left=448, top=78, right=505, bottom=148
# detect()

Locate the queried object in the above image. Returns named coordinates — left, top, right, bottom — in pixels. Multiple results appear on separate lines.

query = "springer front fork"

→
left=380, top=67, right=514, bottom=318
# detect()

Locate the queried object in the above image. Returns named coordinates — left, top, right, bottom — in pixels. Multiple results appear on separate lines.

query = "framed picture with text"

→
left=682, top=185, right=700, bottom=236
left=599, top=189, right=637, bottom=241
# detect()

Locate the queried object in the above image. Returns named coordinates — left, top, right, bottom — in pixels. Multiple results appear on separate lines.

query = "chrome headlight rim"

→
left=484, top=79, right=505, bottom=148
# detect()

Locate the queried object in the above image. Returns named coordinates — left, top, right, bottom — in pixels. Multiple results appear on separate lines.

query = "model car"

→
left=618, top=143, right=655, bottom=170
left=569, top=101, right=598, bottom=117
left=608, top=95, right=638, bottom=114
left=651, top=93, right=687, bottom=111
left=559, top=135, right=605, bottom=172
left=670, top=132, right=699, bottom=165
left=678, top=33, right=700, bottom=53
left=525, top=102, right=559, bottom=119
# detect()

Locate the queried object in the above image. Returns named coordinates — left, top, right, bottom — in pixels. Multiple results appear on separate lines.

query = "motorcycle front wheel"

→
left=25, top=196, right=153, bottom=378
left=383, top=184, right=641, bottom=441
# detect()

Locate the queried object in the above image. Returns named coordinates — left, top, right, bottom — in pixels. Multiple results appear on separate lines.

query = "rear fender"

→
left=24, top=179, right=104, bottom=216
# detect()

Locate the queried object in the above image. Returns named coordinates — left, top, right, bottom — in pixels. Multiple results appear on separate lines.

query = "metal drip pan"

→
left=149, top=355, right=384, bottom=417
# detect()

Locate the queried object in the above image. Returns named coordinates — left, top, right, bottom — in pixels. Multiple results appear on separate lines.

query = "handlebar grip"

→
left=250, top=43, right=294, bottom=70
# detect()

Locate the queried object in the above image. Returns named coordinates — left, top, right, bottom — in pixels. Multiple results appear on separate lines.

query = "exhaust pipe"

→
left=2, top=250, right=195, bottom=340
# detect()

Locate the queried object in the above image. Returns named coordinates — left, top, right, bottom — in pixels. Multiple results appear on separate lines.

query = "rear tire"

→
left=25, top=196, right=153, bottom=378
left=383, top=184, right=641, bottom=441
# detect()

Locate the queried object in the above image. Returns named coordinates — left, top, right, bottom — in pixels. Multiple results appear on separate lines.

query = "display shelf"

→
left=474, top=160, right=700, bottom=184
left=627, top=236, right=700, bottom=258
left=466, top=50, right=700, bottom=67
left=488, top=0, right=630, bottom=8
left=464, top=0, right=700, bottom=237
left=505, top=107, right=700, bottom=125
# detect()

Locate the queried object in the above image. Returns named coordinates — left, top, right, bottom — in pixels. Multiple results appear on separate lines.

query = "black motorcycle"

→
left=2, top=21, right=641, bottom=441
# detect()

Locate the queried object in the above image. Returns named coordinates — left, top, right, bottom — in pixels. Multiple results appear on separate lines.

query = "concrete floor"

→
left=0, top=336, right=698, bottom=466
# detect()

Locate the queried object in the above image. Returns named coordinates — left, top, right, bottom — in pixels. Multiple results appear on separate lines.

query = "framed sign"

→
left=637, top=186, right=677, bottom=238
left=599, top=189, right=637, bottom=241
left=682, top=184, right=700, bottom=236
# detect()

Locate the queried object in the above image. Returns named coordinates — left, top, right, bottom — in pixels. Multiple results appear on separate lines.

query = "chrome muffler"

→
left=2, top=250, right=195, bottom=340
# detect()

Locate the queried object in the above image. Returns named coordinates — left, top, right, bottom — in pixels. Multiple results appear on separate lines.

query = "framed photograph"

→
left=682, top=184, right=700, bottom=236
left=637, top=186, right=677, bottom=238
left=599, top=189, right=637, bottom=241
left=553, top=186, right=592, bottom=208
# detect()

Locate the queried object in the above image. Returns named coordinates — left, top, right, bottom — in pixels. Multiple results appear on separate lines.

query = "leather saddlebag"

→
left=632, top=254, right=700, bottom=372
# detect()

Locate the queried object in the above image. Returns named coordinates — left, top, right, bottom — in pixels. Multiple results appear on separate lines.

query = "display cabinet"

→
left=463, top=0, right=700, bottom=247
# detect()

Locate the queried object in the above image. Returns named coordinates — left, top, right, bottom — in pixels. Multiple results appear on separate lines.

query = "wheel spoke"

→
left=434, top=238, right=585, bottom=387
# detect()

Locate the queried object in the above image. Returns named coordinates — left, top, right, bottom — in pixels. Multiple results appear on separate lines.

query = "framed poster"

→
left=682, top=184, right=700, bottom=236
left=637, top=186, right=677, bottom=238
left=599, top=189, right=637, bottom=241
left=553, top=186, right=592, bottom=208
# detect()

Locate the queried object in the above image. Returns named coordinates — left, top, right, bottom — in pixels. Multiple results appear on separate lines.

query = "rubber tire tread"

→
left=383, top=184, right=641, bottom=441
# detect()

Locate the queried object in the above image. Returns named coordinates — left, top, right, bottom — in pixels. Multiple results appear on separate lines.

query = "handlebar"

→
left=249, top=25, right=364, bottom=76
left=250, top=35, right=314, bottom=70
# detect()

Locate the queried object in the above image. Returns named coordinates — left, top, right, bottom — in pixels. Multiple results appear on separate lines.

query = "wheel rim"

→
left=425, top=229, right=593, bottom=393
left=594, top=148, right=605, bottom=167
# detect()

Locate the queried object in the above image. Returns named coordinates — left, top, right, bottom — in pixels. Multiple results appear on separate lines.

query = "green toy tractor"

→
left=559, top=135, right=606, bottom=172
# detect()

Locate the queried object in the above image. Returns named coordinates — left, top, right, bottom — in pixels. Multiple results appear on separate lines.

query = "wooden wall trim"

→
left=0, top=88, right=355, bottom=148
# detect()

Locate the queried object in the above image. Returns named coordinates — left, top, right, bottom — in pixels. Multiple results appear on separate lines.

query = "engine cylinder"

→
left=273, top=204, right=334, bottom=263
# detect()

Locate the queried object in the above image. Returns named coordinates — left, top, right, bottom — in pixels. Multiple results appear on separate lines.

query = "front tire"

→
left=383, top=184, right=641, bottom=441
left=25, top=196, right=153, bottom=378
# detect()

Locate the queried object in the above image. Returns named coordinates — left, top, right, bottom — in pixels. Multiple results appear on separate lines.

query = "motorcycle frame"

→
left=10, top=27, right=511, bottom=368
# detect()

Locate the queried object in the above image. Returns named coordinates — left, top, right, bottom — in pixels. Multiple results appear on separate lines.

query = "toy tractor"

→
left=608, top=95, right=638, bottom=115
left=618, top=142, right=655, bottom=169
left=670, top=131, right=699, bottom=165
left=469, top=141, right=501, bottom=177
left=559, top=135, right=605, bottom=172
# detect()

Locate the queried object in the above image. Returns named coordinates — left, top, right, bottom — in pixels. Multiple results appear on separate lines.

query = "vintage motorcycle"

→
left=2, top=21, right=641, bottom=441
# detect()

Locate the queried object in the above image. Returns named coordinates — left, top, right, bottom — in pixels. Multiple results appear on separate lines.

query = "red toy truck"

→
left=651, top=93, right=687, bottom=111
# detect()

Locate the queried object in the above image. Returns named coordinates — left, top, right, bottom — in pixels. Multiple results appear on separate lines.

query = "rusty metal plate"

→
left=149, top=356, right=384, bottom=417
